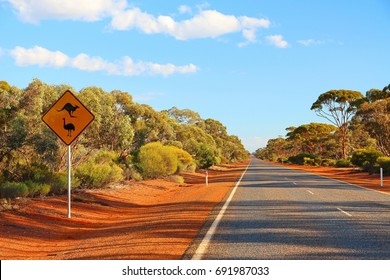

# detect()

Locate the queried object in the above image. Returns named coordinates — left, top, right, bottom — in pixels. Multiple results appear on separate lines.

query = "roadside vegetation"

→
left=0, top=79, right=249, bottom=200
left=255, top=85, right=390, bottom=175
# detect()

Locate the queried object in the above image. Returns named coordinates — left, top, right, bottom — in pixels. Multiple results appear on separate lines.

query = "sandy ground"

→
left=0, top=163, right=247, bottom=260
left=1, top=160, right=388, bottom=260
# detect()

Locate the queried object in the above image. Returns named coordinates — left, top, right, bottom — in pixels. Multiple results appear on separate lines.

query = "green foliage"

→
left=1, top=78, right=248, bottom=192
left=25, top=181, right=51, bottom=197
left=196, top=144, right=218, bottom=169
left=311, top=89, right=364, bottom=159
left=321, top=158, right=336, bottom=167
left=288, top=153, right=317, bottom=165
left=335, top=159, right=352, bottom=168
left=0, top=182, right=28, bottom=199
left=351, top=148, right=383, bottom=173
left=377, top=157, right=390, bottom=175
left=49, top=172, right=68, bottom=195
left=137, top=142, right=179, bottom=179
left=75, top=151, right=123, bottom=188
left=354, top=98, right=390, bottom=156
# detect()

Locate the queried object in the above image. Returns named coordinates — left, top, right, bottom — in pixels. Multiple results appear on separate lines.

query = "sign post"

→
left=68, top=145, right=71, bottom=218
left=380, top=168, right=383, bottom=187
left=42, top=90, right=94, bottom=218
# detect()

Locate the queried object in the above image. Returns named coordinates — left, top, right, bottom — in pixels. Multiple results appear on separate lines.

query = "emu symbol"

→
left=63, top=118, right=75, bottom=137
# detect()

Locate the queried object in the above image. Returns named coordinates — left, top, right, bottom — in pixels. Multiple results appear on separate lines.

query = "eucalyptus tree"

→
left=311, top=90, right=363, bottom=159
left=354, top=88, right=390, bottom=156
left=286, top=123, right=337, bottom=156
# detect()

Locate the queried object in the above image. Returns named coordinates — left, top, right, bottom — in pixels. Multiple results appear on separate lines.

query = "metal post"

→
left=380, top=168, right=383, bottom=187
left=68, top=145, right=71, bottom=218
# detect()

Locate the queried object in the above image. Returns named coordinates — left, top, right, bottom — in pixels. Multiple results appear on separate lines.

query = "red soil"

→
left=0, top=163, right=247, bottom=260
left=1, top=160, right=388, bottom=260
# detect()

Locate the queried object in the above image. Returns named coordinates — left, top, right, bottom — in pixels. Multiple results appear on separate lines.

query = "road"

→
left=186, top=158, right=390, bottom=259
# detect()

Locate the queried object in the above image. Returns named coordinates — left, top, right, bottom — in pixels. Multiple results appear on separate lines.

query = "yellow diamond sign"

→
left=42, top=90, right=95, bottom=145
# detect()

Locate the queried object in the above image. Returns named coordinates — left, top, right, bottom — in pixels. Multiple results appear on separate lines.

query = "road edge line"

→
left=191, top=160, right=251, bottom=260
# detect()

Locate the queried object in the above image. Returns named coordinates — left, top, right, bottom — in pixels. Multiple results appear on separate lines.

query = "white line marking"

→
left=191, top=161, right=251, bottom=260
left=337, top=207, right=352, bottom=217
left=281, top=165, right=390, bottom=197
left=306, top=190, right=314, bottom=195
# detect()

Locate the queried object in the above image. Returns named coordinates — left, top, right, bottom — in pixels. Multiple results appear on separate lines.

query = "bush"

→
left=25, top=181, right=51, bottom=197
left=336, top=159, right=352, bottom=168
left=377, top=157, right=390, bottom=175
left=351, top=148, right=383, bottom=173
left=288, top=153, right=317, bottom=165
left=19, top=162, right=52, bottom=183
left=0, top=182, right=29, bottom=199
left=49, top=172, right=68, bottom=195
left=75, top=151, right=123, bottom=188
left=166, top=145, right=193, bottom=172
left=321, top=158, right=336, bottom=167
left=196, top=144, right=218, bottom=169
left=138, top=142, right=179, bottom=179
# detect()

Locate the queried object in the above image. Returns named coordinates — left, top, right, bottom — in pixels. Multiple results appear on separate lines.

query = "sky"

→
left=1, top=0, right=389, bottom=152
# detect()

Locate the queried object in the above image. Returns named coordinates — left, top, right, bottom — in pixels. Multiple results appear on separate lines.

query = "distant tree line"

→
left=0, top=79, right=249, bottom=199
left=255, top=85, right=390, bottom=174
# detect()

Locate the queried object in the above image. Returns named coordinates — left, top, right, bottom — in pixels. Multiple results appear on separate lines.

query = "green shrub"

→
left=351, top=148, right=383, bottom=173
left=20, top=162, right=52, bottom=183
left=288, top=153, right=317, bottom=165
left=0, top=182, right=29, bottom=199
left=336, top=159, right=352, bottom=168
left=75, top=150, right=123, bottom=188
left=377, top=156, right=390, bottom=175
left=25, top=181, right=51, bottom=197
left=321, top=158, right=336, bottom=167
left=196, top=144, right=218, bottom=169
left=49, top=172, right=68, bottom=195
left=138, top=142, right=178, bottom=179
left=166, top=145, right=193, bottom=172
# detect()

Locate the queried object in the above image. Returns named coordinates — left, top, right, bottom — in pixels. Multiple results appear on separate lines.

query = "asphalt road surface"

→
left=186, top=158, right=390, bottom=259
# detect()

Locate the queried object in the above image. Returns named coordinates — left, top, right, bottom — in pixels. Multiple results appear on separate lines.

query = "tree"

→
left=286, top=123, right=337, bottom=156
left=354, top=98, right=390, bottom=156
left=311, top=89, right=363, bottom=159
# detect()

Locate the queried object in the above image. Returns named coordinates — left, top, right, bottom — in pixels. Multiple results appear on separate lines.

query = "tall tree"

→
left=311, top=89, right=363, bottom=159
left=354, top=88, right=390, bottom=156
left=286, top=123, right=337, bottom=156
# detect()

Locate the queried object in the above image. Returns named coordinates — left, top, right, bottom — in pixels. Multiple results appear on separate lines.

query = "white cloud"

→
left=10, top=46, right=198, bottom=76
left=11, top=45, right=68, bottom=67
left=5, top=0, right=127, bottom=23
left=111, top=8, right=270, bottom=42
left=5, top=1, right=274, bottom=45
left=266, top=34, right=289, bottom=48
left=178, top=5, right=192, bottom=15
left=298, top=39, right=323, bottom=46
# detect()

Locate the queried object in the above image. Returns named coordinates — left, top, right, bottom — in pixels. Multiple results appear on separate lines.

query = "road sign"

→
left=42, top=90, right=95, bottom=146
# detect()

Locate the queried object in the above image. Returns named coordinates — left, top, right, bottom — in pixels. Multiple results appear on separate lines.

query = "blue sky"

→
left=1, top=0, right=389, bottom=152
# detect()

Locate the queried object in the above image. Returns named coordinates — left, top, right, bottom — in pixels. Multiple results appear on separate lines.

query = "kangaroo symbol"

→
left=57, top=103, right=79, bottom=118
left=63, top=118, right=75, bottom=137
